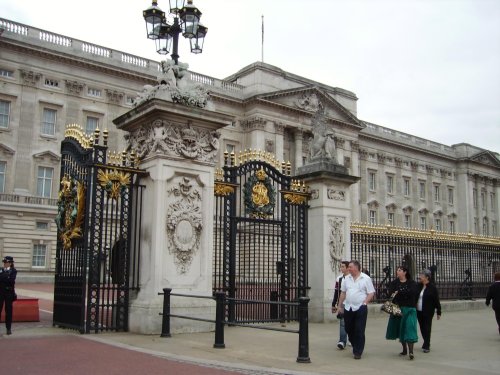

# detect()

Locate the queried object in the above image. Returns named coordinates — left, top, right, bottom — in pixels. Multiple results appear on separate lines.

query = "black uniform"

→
left=416, top=282, right=441, bottom=350
left=0, top=266, right=17, bottom=333
left=485, top=281, right=500, bottom=334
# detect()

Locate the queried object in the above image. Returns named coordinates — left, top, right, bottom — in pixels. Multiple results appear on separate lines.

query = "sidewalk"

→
left=4, top=284, right=500, bottom=375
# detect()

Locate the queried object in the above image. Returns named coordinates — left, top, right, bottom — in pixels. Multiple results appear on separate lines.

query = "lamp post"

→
left=143, top=0, right=207, bottom=65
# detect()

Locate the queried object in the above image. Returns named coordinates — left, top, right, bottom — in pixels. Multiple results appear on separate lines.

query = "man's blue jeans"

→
left=339, top=317, right=347, bottom=344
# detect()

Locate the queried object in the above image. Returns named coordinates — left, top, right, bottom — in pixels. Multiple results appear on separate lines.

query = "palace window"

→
left=492, top=221, right=497, bottom=236
left=448, top=188, right=454, bottom=205
left=481, top=190, right=486, bottom=210
left=434, top=218, right=441, bottom=231
left=85, top=116, right=99, bottom=134
left=403, top=178, right=411, bottom=196
left=0, top=100, right=10, bottom=128
left=44, top=78, right=59, bottom=88
left=449, top=220, right=455, bottom=234
left=0, top=161, right=5, bottom=193
left=37, top=166, right=53, bottom=198
left=491, top=193, right=496, bottom=211
left=88, top=87, right=102, bottom=97
left=0, top=69, right=14, bottom=78
left=474, top=217, right=479, bottom=234
left=369, top=210, right=377, bottom=225
left=434, top=185, right=440, bottom=202
left=36, top=221, right=49, bottom=230
left=386, top=175, right=394, bottom=194
left=41, top=108, right=57, bottom=136
left=483, top=218, right=489, bottom=235
left=32, top=244, right=47, bottom=268
left=368, top=171, right=376, bottom=191
left=404, top=214, right=411, bottom=228
left=387, top=212, right=394, bottom=226
left=419, top=181, right=426, bottom=199
left=420, top=216, right=427, bottom=230
left=473, top=189, right=478, bottom=208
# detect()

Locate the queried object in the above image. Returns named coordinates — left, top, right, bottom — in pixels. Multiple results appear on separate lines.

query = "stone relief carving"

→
left=241, top=117, right=266, bottom=131
left=327, top=189, right=345, bottom=201
left=310, top=189, right=319, bottom=200
left=308, top=106, right=337, bottom=162
left=265, top=139, right=275, bottom=153
left=125, top=119, right=220, bottom=163
left=65, top=80, right=85, bottom=95
left=106, top=89, right=124, bottom=104
left=328, top=217, right=345, bottom=272
left=295, top=92, right=321, bottom=112
left=19, top=69, right=41, bottom=86
left=134, top=60, right=209, bottom=108
left=166, top=177, right=203, bottom=274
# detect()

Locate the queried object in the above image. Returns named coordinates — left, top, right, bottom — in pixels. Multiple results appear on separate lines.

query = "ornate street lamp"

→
left=143, top=0, right=207, bottom=65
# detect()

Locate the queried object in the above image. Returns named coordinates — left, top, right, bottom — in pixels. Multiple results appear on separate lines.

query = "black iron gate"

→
left=53, top=125, right=145, bottom=333
left=214, top=151, right=309, bottom=323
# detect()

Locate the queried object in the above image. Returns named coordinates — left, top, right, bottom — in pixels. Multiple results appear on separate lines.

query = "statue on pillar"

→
left=308, top=105, right=337, bottom=163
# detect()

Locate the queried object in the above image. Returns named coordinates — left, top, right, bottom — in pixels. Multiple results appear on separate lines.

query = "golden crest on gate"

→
left=243, top=168, right=276, bottom=219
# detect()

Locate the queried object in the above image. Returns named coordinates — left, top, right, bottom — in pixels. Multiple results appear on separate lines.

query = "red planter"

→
left=0, top=298, right=40, bottom=322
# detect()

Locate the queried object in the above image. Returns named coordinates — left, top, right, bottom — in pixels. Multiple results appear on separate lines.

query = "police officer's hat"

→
left=2, top=256, right=14, bottom=263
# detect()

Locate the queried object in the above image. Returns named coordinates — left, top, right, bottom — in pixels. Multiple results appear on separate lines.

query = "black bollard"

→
left=296, top=296, right=311, bottom=363
left=160, top=288, right=172, bottom=337
left=214, top=291, right=226, bottom=348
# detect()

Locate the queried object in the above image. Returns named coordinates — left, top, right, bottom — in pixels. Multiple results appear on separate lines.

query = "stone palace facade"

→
left=1, top=18, right=499, bottom=280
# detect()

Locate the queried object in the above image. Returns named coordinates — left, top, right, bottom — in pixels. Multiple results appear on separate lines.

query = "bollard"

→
left=160, top=288, right=172, bottom=337
left=214, top=291, right=226, bottom=348
left=296, top=296, right=311, bottom=363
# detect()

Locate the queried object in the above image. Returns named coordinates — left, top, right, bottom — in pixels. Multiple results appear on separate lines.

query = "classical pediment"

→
left=0, top=143, right=15, bottom=155
left=469, top=151, right=500, bottom=167
left=33, top=150, right=61, bottom=161
left=255, top=86, right=361, bottom=128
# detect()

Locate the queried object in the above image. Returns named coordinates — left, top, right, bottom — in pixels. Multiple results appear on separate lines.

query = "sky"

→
left=1, top=0, right=499, bottom=152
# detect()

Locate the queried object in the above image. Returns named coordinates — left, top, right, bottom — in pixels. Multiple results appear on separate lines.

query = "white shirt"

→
left=417, top=287, right=425, bottom=311
left=341, top=272, right=375, bottom=311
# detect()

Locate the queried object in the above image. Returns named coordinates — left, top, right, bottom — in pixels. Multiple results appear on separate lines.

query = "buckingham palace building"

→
left=1, top=18, right=499, bottom=281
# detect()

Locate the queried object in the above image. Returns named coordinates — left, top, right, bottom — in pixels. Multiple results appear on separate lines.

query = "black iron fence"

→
left=159, top=288, right=310, bottom=363
left=351, top=223, right=500, bottom=302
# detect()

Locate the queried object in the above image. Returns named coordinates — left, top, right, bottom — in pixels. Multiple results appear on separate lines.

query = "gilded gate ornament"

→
left=243, top=168, right=276, bottom=218
left=55, top=175, right=86, bottom=250
left=97, top=169, right=131, bottom=200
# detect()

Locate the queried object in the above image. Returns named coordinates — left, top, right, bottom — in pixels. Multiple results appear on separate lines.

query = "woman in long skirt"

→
left=386, top=266, right=419, bottom=360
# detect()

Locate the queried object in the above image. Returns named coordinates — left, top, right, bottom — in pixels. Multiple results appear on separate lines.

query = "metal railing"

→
left=159, top=288, right=310, bottom=363
left=0, top=193, right=58, bottom=206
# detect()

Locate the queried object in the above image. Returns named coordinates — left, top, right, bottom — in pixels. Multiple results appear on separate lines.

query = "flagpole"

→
left=261, top=15, right=264, bottom=62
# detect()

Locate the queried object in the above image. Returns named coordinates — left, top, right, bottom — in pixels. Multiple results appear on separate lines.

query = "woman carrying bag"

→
left=0, top=256, right=17, bottom=335
left=385, top=266, right=419, bottom=360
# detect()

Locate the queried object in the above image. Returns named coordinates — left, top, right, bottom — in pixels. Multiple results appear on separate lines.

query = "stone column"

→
left=113, top=98, right=233, bottom=334
left=294, top=129, right=304, bottom=173
left=274, top=122, right=285, bottom=161
left=297, top=163, right=359, bottom=323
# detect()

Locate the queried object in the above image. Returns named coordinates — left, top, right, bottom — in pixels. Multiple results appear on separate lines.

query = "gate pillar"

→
left=297, top=161, right=359, bottom=322
left=114, top=98, right=233, bottom=333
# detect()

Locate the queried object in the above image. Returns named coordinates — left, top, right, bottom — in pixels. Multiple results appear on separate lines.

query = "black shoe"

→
left=409, top=353, right=414, bottom=360
left=6, top=329, right=12, bottom=335
left=422, top=348, right=430, bottom=353
left=354, top=354, right=361, bottom=360
left=399, top=351, right=407, bottom=356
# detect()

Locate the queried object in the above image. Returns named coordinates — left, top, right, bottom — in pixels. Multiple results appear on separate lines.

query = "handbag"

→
left=381, top=292, right=402, bottom=317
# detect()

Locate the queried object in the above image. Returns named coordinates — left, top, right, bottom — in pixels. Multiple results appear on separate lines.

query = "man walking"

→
left=337, top=260, right=375, bottom=359
left=332, top=261, right=350, bottom=349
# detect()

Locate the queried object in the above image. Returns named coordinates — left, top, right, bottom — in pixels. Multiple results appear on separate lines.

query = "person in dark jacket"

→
left=385, top=266, right=419, bottom=360
left=0, top=256, right=17, bottom=335
left=416, top=269, right=441, bottom=353
left=485, top=272, right=500, bottom=335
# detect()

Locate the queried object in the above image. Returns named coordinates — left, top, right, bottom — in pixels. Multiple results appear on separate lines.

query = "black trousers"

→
left=417, top=311, right=433, bottom=350
left=495, top=309, right=500, bottom=333
left=343, top=305, right=368, bottom=356
left=0, top=293, right=14, bottom=330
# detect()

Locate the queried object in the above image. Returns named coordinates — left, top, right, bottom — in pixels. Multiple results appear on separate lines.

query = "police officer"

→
left=0, top=256, right=17, bottom=335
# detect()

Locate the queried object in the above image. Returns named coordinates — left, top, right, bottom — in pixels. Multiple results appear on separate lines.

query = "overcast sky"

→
left=2, top=0, right=499, bottom=152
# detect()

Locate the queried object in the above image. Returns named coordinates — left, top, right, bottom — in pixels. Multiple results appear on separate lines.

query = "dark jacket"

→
left=332, top=274, right=345, bottom=307
left=416, top=282, right=442, bottom=317
left=389, top=279, right=419, bottom=307
left=486, top=281, right=500, bottom=311
left=0, top=267, right=17, bottom=295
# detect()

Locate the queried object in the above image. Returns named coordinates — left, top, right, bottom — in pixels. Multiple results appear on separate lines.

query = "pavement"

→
left=1, top=283, right=499, bottom=375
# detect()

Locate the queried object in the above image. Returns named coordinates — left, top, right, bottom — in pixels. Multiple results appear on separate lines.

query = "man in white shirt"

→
left=337, top=260, right=375, bottom=359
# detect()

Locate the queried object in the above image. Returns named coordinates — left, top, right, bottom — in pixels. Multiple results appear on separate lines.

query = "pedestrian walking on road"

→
left=385, top=266, right=419, bottom=360
left=485, top=272, right=500, bottom=335
left=0, top=256, right=17, bottom=335
left=337, top=260, right=375, bottom=360
left=332, top=261, right=350, bottom=350
left=416, top=269, right=441, bottom=353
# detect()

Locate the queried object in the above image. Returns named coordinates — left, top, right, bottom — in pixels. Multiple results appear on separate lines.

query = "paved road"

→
left=3, top=284, right=499, bottom=375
